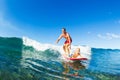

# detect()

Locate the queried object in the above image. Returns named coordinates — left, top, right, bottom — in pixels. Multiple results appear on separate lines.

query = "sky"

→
left=0, top=0, right=120, bottom=49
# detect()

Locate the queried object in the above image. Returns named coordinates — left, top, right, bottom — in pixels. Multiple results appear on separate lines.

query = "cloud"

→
left=97, top=33, right=120, bottom=40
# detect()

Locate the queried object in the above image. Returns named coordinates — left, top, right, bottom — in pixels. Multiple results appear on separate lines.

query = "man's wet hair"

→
left=62, top=28, right=66, bottom=31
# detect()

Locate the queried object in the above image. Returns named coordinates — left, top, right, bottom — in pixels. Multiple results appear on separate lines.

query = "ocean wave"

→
left=0, top=36, right=120, bottom=79
left=22, top=36, right=91, bottom=59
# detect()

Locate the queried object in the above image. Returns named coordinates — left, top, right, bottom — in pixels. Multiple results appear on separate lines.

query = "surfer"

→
left=71, top=48, right=82, bottom=58
left=56, top=28, right=72, bottom=55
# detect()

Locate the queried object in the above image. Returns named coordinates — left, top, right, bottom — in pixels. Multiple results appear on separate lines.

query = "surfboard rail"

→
left=66, top=57, right=88, bottom=60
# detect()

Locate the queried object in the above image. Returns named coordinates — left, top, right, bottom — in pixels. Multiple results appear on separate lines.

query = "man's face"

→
left=62, top=29, right=65, bottom=33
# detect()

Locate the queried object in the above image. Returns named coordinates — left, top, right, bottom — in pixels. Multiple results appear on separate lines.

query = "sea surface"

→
left=0, top=37, right=120, bottom=80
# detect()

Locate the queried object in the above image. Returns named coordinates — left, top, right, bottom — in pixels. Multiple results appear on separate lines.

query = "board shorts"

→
left=64, top=39, right=72, bottom=44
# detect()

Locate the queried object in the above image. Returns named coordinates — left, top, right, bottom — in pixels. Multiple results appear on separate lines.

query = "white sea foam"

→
left=22, top=36, right=91, bottom=59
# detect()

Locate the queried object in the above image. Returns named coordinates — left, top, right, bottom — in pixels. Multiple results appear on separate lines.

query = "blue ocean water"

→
left=0, top=37, right=120, bottom=80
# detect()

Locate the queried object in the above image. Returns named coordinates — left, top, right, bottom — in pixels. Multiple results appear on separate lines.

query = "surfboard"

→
left=64, top=56, right=88, bottom=61
left=66, top=57, right=88, bottom=61
left=62, top=54, right=88, bottom=61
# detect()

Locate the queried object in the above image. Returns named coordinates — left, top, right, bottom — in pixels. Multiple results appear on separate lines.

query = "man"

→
left=56, top=28, right=72, bottom=55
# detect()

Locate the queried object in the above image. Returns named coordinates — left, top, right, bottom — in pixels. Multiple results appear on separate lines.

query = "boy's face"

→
left=76, top=48, right=80, bottom=52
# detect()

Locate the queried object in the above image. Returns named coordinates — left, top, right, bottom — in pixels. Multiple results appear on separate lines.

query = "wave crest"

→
left=22, top=36, right=91, bottom=59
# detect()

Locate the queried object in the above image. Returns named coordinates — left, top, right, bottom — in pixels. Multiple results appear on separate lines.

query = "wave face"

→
left=0, top=37, right=120, bottom=80
left=89, top=48, right=120, bottom=74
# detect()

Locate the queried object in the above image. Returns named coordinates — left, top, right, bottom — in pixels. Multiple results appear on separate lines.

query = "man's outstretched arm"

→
left=56, top=34, right=63, bottom=44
